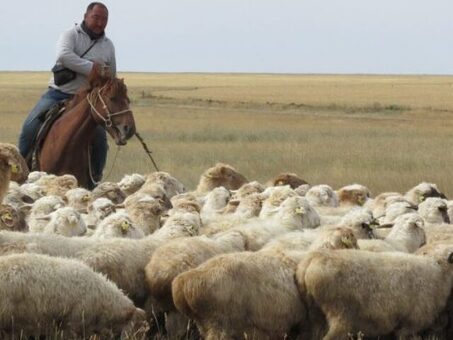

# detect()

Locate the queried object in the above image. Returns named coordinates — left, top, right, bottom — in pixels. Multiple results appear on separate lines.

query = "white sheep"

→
left=0, top=253, right=147, bottom=338
left=305, top=184, right=339, bottom=207
left=28, top=195, right=66, bottom=233
left=404, top=182, right=446, bottom=206
left=92, top=181, right=126, bottom=204
left=64, top=187, right=93, bottom=212
left=358, top=213, right=426, bottom=253
left=144, top=171, right=186, bottom=199
left=418, top=197, right=450, bottom=224
left=92, top=211, right=144, bottom=239
left=124, top=195, right=163, bottom=235
left=42, top=206, right=87, bottom=237
left=118, top=173, right=146, bottom=196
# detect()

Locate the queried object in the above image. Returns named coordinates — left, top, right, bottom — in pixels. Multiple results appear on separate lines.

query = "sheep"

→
left=144, top=230, right=246, bottom=337
left=42, top=206, right=87, bottom=237
left=0, top=253, right=147, bottom=338
left=295, top=183, right=311, bottom=196
left=262, top=208, right=374, bottom=253
left=418, top=197, right=450, bottom=224
left=266, top=172, right=308, bottom=189
left=404, top=182, right=446, bottom=206
left=75, top=211, right=202, bottom=305
left=200, top=186, right=231, bottom=222
left=133, top=182, right=172, bottom=211
left=18, top=182, right=46, bottom=201
left=64, top=187, right=93, bottom=212
left=169, top=193, right=201, bottom=215
left=221, top=181, right=265, bottom=214
left=0, top=204, right=27, bottom=232
left=0, top=143, right=29, bottom=184
left=364, top=191, right=405, bottom=219
left=92, top=181, right=126, bottom=204
left=377, top=200, right=417, bottom=226
left=195, top=163, right=248, bottom=193
left=296, top=248, right=453, bottom=339
left=172, top=249, right=306, bottom=340
left=171, top=228, right=357, bottom=340
left=144, top=171, right=186, bottom=199
left=2, top=182, right=35, bottom=209
left=0, top=150, right=16, bottom=203
left=92, top=211, right=144, bottom=239
left=35, top=173, right=78, bottom=197
left=83, top=197, right=116, bottom=228
left=0, top=211, right=202, bottom=306
left=305, top=184, right=339, bottom=207
left=28, top=195, right=66, bottom=233
left=124, top=195, right=163, bottom=235
left=118, top=173, right=146, bottom=196
left=231, top=196, right=320, bottom=251
left=259, top=185, right=297, bottom=218
left=336, top=183, right=371, bottom=207
left=25, top=170, right=48, bottom=183
left=358, top=213, right=426, bottom=253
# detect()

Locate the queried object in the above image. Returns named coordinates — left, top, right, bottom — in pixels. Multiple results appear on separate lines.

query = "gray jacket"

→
left=49, top=23, right=116, bottom=94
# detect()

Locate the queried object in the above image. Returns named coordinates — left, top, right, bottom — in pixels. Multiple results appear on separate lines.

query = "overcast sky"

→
left=1, top=0, right=452, bottom=74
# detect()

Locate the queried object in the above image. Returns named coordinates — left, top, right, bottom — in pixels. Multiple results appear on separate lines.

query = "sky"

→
left=1, top=0, right=452, bottom=74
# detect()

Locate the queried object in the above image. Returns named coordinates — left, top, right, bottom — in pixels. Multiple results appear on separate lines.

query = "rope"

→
left=87, top=144, right=120, bottom=186
left=135, top=131, right=160, bottom=171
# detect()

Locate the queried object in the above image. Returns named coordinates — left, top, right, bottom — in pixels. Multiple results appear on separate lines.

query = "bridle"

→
left=86, top=83, right=131, bottom=128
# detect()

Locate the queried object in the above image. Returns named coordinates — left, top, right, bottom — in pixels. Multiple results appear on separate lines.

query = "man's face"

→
left=84, top=5, right=108, bottom=34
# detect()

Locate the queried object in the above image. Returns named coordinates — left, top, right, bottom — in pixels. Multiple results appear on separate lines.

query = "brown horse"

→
left=38, top=71, right=136, bottom=189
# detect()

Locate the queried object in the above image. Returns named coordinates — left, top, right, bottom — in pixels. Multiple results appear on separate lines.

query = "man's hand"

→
left=92, top=62, right=113, bottom=78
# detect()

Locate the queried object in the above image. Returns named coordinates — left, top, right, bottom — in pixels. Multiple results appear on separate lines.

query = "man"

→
left=18, top=2, right=115, bottom=183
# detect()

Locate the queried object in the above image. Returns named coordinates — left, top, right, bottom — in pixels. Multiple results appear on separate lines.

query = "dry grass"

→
left=2, top=71, right=453, bottom=196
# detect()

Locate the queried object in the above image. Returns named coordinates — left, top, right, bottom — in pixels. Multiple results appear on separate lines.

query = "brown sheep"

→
left=0, top=143, right=29, bottom=184
left=296, top=248, right=453, bottom=339
left=267, top=172, right=308, bottom=189
left=195, top=163, right=248, bottom=193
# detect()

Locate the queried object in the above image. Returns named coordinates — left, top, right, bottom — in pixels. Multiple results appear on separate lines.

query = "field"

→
left=1, top=72, right=453, bottom=196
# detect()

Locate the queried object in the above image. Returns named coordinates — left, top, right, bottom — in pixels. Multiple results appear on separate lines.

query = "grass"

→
left=1, top=71, right=453, bottom=197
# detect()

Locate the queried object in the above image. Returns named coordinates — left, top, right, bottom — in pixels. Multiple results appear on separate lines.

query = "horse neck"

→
left=63, top=96, right=100, bottom=143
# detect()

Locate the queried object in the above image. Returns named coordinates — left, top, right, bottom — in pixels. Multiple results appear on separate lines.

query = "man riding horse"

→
left=19, top=2, right=115, bottom=184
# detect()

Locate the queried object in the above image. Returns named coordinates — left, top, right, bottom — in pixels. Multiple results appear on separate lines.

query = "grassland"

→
left=1, top=71, right=453, bottom=196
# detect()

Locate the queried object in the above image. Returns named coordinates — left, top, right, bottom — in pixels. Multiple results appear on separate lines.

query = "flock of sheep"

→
left=1, top=142, right=453, bottom=339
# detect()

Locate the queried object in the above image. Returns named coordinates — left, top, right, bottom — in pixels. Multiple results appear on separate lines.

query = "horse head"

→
left=86, top=71, right=136, bottom=145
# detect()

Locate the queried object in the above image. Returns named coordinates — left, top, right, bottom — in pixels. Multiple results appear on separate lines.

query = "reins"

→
left=86, top=84, right=131, bottom=127
left=85, top=81, right=160, bottom=185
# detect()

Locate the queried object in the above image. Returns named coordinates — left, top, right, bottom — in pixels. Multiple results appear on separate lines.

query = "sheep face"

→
left=0, top=204, right=27, bottom=232
left=275, top=196, right=320, bottom=229
left=418, top=197, right=450, bottom=224
left=306, top=185, right=339, bottom=207
left=388, top=213, right=426, bottom=246
left=92, top=182, right=126, bottom=204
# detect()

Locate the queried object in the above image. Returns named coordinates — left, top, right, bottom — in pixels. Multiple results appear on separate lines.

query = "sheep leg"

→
left=322, top=318, right=352, bottom=340
left=165, top=311, right=191, bottom=339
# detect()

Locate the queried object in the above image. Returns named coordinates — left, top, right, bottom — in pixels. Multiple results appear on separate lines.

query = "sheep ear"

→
left=448, top=253, right=453, bottom=264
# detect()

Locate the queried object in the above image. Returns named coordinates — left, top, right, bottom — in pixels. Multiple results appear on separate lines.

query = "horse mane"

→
left=65, top=73, right=129, bottom=111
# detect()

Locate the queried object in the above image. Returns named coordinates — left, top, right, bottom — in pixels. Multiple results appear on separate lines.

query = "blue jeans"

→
left=18, top=87, right=108, bottom=181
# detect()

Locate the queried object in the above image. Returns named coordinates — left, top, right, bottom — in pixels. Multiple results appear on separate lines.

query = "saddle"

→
left=26, top=101, right=67, bottom=171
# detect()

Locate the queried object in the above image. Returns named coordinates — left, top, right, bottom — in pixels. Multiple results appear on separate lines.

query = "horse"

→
left=38, top=71, right=136, bottom=189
